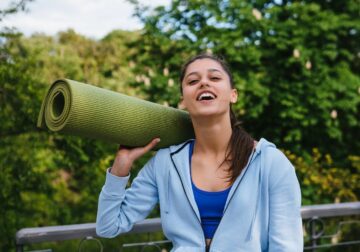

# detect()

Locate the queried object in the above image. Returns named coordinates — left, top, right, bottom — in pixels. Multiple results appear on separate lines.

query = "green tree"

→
left=0, top=0, right=34, bottom=22
left=128, top=0, right=360, bottom=162
left=0, top=29, right=140, bottom=251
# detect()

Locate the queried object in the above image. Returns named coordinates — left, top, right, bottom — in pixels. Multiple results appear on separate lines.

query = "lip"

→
left=196, top=90, right=217, bottom=101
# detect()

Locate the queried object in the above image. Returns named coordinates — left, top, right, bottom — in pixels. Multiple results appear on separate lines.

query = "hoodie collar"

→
left=169, top=139, right=200, bottom=221
left=168, top=137, right=275, bottom=219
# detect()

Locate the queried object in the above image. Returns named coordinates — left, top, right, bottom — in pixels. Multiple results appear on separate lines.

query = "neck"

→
left=191, top=114, right=233, bottom=156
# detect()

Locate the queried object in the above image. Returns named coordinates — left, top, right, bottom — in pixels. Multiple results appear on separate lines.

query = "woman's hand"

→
left=110, top=138, right=161, bottom=177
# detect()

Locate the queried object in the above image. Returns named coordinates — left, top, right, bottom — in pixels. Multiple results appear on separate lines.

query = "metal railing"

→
left=15, top=202, right=360, bottom=252
left=302, top=202, right=360, bottom=251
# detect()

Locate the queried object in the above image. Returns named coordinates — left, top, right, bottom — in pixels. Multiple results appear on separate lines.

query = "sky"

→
left=0, top=0, right=170, bottom=39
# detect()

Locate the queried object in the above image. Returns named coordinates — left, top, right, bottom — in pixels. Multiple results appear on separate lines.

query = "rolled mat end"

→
left=37, top=79, right=195, bottom=149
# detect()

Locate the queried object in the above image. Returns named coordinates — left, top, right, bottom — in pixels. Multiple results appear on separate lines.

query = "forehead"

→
left=184, top=58, right=224, bottom=75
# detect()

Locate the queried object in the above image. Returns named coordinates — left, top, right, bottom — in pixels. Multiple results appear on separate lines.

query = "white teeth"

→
left=198, top=92, right=215, bottom=101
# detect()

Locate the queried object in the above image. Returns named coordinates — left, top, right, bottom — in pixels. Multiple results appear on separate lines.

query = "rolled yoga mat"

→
left=37, top=79, right=194, bottom=149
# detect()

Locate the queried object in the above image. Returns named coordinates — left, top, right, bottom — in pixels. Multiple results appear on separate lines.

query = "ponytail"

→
left=225, top=108, right=254, bottom=182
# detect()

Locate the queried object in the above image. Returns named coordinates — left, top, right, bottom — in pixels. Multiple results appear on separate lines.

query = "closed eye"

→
left=188, top=79, right=199, bottom=85
left=210, top=77, right=221, bottom=81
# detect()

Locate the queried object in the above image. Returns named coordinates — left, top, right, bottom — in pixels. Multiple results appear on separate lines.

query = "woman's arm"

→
left=268, top=150, right=303, bottom=251
left=96, top=139, right=160, bottom=238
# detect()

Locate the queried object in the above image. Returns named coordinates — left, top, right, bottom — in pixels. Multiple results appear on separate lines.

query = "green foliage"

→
left=285, top=149, right=359, bottom=205
left=129, top=0, right=360, bottom=160
left=0, top=29, right=138, bottom=251
left=0, top=0, right=34, bottom=22
left=0, top=0, right=359, bottom=251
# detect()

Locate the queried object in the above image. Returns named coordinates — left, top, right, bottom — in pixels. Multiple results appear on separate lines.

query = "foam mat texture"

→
left=37, top=79, right=194, bottom=149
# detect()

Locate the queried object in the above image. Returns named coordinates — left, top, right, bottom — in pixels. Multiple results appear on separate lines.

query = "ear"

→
left=230, top=89, right=238, bottom=104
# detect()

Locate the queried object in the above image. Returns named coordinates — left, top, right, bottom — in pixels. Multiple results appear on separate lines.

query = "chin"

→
left=190, top=108, right=227, bottom=119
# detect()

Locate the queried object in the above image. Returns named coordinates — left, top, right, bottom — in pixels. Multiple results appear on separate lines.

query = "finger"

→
left=128, top=138, right=161, bottom=160
left=136, top=138, right=160, bottom=157
left=144, top=138, right=161, bottom=152
left=120, top=138, right=160, bottom=160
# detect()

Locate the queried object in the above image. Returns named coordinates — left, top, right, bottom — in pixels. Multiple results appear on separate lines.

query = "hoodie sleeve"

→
left=267, top=149, right=303, bottom=252
left=96, top=155, right=158, bottom=238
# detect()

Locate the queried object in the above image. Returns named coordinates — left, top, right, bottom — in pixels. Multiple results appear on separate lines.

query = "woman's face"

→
left=180, top=58, right=238, bottom=119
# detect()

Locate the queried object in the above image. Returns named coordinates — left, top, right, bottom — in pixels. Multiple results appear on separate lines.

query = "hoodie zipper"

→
left=170, top=153, right=207, bottom=249
left=209, top=149, right=257, bottom=251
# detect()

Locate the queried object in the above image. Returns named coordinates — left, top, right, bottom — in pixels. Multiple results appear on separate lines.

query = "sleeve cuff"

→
left=102, top=168, right=131, bottom=195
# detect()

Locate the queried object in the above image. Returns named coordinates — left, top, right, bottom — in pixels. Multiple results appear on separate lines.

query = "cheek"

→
left=217, top=87, right=233, bottom=100
left=182, top=86, right=195, bottom=99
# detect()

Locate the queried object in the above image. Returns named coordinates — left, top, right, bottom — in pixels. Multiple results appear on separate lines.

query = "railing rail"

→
left=15, top=202, right=360, bottom=251
left=301, top=202, right=360, bottom=219
left=16, top=218, right=162, bottom=245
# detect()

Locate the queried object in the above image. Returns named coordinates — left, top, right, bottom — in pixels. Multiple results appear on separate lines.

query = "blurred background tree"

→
left=0, top=0, right=34, bottom=22
left=0, top=2, right=141, bottom=249
left=129, top=0, right=360, bottom=160
left=0, top=0, right=359, bottom=251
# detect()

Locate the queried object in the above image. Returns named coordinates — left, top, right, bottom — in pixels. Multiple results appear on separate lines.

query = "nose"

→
left=199, top=78, right=210, bottom=88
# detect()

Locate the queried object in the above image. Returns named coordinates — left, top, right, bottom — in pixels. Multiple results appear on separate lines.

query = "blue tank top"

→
left=189, top=141, right=231, bottom=239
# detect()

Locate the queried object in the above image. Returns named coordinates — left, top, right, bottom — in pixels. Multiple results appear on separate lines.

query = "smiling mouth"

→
left=197, top=92, right=217, bottom=101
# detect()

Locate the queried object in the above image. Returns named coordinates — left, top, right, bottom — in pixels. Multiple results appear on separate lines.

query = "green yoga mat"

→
left=37, top=79, right=194, bottom=149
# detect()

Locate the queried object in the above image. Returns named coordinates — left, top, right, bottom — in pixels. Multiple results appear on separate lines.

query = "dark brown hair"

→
left=179, top=53, right=254, bottom=183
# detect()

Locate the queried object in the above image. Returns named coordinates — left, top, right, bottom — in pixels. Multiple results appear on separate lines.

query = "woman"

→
left=96, top=54, right=303, bottom=251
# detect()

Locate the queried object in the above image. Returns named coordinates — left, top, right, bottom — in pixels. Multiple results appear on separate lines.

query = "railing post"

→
left=310, top=217, right=317, bottom=252
left=16, top=244, right=23, bottom=252
left=307, top=216, right=325, bottom=252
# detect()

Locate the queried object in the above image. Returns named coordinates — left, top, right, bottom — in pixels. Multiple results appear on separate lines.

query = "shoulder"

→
left=257, top=138, right=292, bottom=168
left=150, top=138, right=194, bottom=167
left=256, top=138, right=296, bottom=187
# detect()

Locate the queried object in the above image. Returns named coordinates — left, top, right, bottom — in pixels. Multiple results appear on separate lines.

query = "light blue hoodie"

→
left=96, top=138, right=303, bottom=251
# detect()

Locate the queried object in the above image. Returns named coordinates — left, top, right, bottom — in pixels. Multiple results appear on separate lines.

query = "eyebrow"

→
left=185, top=68, right=223, bottom=79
